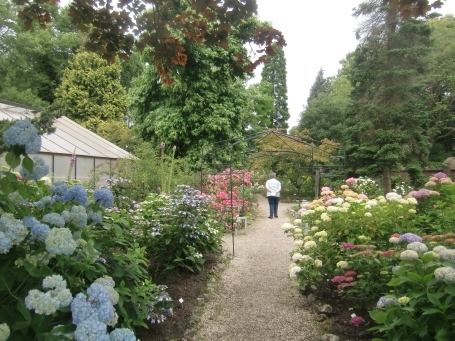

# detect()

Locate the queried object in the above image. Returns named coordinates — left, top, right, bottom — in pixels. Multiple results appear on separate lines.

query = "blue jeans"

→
left=267, top=196, right=279, bottom=217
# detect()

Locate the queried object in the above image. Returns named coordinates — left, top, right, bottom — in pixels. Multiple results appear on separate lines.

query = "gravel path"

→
left=191, top=195, right=321, bottom=341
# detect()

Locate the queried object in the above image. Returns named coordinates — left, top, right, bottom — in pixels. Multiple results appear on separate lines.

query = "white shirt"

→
left=266, top=178, right=281, bottom=197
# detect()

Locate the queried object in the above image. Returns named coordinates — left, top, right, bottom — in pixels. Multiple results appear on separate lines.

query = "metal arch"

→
left=199, top=129, right=346, bottom=256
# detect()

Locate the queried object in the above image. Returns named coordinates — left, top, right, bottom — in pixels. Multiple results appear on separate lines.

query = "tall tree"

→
left=261, top=44, right=290, bottom=129
left=422, top=14, right=455, bottom=161
left=245, top=81, right=274, bottom=134
left=13, top=0, right=286, bottom=85
left=307, top=68, right=333, bottom=103
left=299, top=67, right=353, bottom=143
left=54, top=51, right=128, bottom=132
left=0, top=1, right=83, bottom=107
left=346, top=1, right=432, bottom=192
left=129, top=36, right=251, bottom=165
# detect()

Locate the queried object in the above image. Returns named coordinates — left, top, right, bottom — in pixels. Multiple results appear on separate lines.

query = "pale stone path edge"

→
left=189, top=195, right=321, bottom=341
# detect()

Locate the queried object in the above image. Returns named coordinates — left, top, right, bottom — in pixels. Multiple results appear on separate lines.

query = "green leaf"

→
left=369, top=310, right=387, bottom=324
left=12, top=320, right=30, bottom=331
left=406, top=271, right=422, bottom=282
left=17, top=299, right=32, bottom=322
left=5, top=150, right=21, bottom=168
left=421, top=307, right=443, bottom=315
left=435, top=328, right=455, bottom=341
left=22, top=155, right=34, bottom=173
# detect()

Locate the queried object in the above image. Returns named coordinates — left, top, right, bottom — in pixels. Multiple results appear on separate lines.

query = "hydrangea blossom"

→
left=20, top=156, right=49, bottom=181
left=24, top=216, right=50, bottom=242
left=434, top=267, right=455, bottom=283
left=303, top=241, right=316, bottom=250
left=398, top=233, right=422, bottom=243
left=407, top=242, right=428, bottom=254
left=342, top=243, right=355, bottom=250
left=400, top=250, right=419, bottom=260
left=74, top=318, right=110, bottom=341
left=439, top=249, right=455, bottom=262
left=0, top=323, right=10, bottom=341
left=64, top=185, right=88, bottom=205
left=34, top=195, right=54, bottom=208
left=433, top=172, right=448, bottom=179
left=292, top=253, right=304, bottom=261
left=109, top=328, right=136, bottom=341
left=398, top=296, right=411, bottom=305
left=321, top=213, right=331, bottom=222
left=45, top=228, right=77, bottom=255
left=314, top=259, right=322, bottom=267
left=410, top=189, right=430, bottom=199
left=0, top=213, right=28, bottom=253
left=433, top=245, right=447, bottom=254
left=336, top=261, right=348, bottom=269
left=50, top=181, right=68, bottom=203
left=377, top=296, right=398, bottom=308
left=3, top=119, right=41, bottom=154
left=351, top=315, right=365, bottom=327
left=93, top=188, right=114, bottom=208
left=294, top=240, right=303, bottom=247
left=25, top=275, right=73, bottom=315
left=62, top=205, right=87, bottom=228
left=42, top=213, right=65, bottom=228
left=88, top=209, right=103, bottom=224
left=289, top=266, right=301, bottom=279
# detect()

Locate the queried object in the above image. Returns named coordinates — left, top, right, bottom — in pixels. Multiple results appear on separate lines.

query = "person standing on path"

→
left=265, top=172, right=281, bottom=218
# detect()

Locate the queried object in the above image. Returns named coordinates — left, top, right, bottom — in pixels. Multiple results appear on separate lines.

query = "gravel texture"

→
left=191, top=195, right=321, bottom=341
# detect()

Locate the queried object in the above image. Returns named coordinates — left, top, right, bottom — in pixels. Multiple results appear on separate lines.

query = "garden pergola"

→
left=199, top=129, right=346, bottom=255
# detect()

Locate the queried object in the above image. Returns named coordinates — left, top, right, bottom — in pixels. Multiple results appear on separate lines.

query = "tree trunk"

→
left=382, top=167, right=392, bottom=196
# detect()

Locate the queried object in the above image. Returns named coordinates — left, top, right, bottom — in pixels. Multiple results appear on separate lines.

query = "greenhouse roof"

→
left=0, top=100, right=132, bottom=159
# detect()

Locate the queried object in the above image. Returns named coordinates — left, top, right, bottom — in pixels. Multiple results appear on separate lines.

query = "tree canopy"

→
left=13, top=0, right=286, bottom=85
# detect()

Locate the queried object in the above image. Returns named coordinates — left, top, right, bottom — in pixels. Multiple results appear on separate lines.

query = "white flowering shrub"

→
left=0, top=120, right=168, bottom=340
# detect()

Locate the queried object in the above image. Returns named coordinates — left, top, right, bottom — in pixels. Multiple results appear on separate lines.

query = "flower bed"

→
left=284, top=176, right=455, bottom=340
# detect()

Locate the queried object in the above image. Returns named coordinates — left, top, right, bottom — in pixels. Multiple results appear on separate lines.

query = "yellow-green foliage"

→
left=55, top=51, right=127, bottom=131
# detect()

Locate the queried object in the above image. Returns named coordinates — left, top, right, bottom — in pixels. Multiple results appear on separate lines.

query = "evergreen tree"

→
left=260, top=45, right=290, bottom=129
left=54, top=52, right=128, bottom=133
left=307, top=68, right=332, bottom=103
left=346, top=1, right=432, bottom=192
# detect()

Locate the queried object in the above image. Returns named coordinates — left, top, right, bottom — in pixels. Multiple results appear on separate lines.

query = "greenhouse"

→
left=0, top=100, right=132, bottom=185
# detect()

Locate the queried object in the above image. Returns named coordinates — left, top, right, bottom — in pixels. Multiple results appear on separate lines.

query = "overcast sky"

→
left=251, top=0, right=455, bottom=128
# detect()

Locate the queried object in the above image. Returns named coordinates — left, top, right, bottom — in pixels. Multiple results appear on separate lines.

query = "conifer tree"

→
left=260, top=45, right=290, bottom=129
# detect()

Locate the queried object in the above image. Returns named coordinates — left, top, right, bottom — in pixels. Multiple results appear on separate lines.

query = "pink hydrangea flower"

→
left=346, top=177, right=356, bottom=184
left=344, top=270, right=357, bottom=277
left=433, top=172, right=447, bottom=179
left=342, top=243, right=356, bottom=250
left=331, top=276, right=347, bottom=283
left=351, top=315, right=365, bottom=327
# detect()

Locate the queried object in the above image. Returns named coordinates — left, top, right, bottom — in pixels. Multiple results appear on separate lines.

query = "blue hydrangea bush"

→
left=134, top=185, right=224, bottom=275
left=0, top=120, right=168, bottom=340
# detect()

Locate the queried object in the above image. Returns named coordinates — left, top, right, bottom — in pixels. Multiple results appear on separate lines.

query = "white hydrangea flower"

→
left=321, top=213, right=331, bottom=222
left=336, top=261, right=348, bottom=269
left=292, top=253, right=304, bottom=261
left=327, top=206, right=339, bottom=212
left=294, top=240, right=303, bottom=247
left=293, top=219, right=302, bottom=225
left=304, top=241, right=317, bottom=250
left=289, top=266, right=301, bottom=279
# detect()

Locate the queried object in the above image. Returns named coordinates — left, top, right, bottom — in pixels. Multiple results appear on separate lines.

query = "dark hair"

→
left=270, top=172, right=276, bottom=178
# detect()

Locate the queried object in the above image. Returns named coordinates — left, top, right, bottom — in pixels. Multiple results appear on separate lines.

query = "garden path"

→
left=191, top=195, right=320, bottom=341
